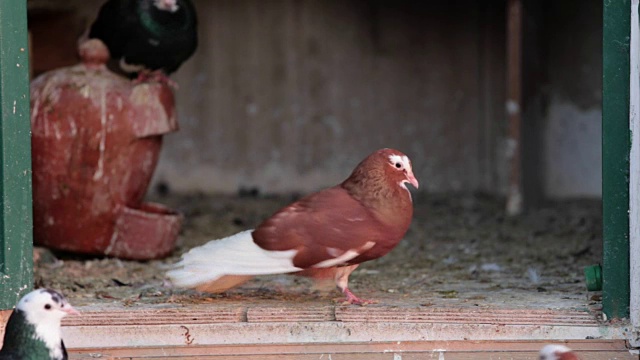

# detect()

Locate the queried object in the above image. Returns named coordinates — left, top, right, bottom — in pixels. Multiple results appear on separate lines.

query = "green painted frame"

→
left=0, top=0, right=33, bottom=309
left=603, top=0, right=631, bottom=319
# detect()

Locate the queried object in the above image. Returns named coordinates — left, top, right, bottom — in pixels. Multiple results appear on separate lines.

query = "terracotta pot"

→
left=30, top=39, right=182, bottom=260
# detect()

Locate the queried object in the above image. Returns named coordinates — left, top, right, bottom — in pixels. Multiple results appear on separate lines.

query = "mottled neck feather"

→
left=342, top=167, right=387, bottom=203
left=341, top=167, right=413, bottom=233
left=0, top=310, right=60, bottom=360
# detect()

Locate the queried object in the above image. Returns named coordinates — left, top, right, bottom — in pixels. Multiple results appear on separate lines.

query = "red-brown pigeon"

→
left=167, top=148, right=419, bottom=304
left=539, top=345, right=581, bottom=360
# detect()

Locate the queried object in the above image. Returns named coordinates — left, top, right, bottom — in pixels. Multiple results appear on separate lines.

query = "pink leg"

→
left=334, top=264, right=377, bottom=305
left=342, top=287, right=375, bottom=305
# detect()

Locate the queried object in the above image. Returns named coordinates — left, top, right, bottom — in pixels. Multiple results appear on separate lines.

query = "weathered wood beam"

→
left=0, top=0, right=34, bottom=309
left=506, top=0, right=523, bottom=216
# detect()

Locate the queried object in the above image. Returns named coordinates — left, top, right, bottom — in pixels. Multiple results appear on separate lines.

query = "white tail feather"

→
left=166, top=230, right=302, bottom=289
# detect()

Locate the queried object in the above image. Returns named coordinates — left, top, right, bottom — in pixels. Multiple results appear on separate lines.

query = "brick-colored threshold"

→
left=69, top=340, right=635, bottom=359
left=4, top=304, right=636, bottom=359
left=59, top=304, right=630, bottom=346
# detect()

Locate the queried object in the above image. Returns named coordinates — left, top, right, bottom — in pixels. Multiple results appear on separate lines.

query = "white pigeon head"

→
left=539, top=344, right=579, bottom=360
left=17, top=288, right=78, bottom=323
left=154, top=0, right=179, bottom=12
left=16, top=289, right=79, bottom=358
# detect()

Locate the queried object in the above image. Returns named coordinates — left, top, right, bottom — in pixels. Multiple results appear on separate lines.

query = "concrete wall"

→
left=156, top=0, right=508, bottom=194
left=520, top=0, right=602, bottom=200
left=542, top=0, right=602, bottom=198
left=26, top=0, right=603, bottom=198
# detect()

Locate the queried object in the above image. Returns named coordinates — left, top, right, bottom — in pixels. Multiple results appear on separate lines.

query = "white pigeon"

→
left=0, top=289, right=79, bottom=360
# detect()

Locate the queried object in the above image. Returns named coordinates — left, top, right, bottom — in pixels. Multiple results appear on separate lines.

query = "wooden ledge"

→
left=52, top=304, right=632, bottom=349
left=3, top=305, right=636, bottom=358
left=62, top=304, right=600, bottom=326
left=69, top=340, right=637, bottom=359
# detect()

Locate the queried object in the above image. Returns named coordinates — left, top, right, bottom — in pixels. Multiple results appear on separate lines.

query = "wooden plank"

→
left=3, top=305, right=629, bottom=349
left=59, top=306, right=599, bottom=327
left=505, top=0, right=523, bottom=215
left=0, top=0, right=34, bottom=310
left=246, top=305, right=335, bottom=322
left=335, top=306, right=598, bottom=326
left=56, top=322, right=628, bottom=349
left=63, top=307, right=247, bottom=326
left=629, top=0, right=640, bottom=346
left=603, top=0, right=632, bottom=320
left=69, top=353, right=637, bottom=360
left=67, top=340, right=635, bottom=359
left=58, top=306, right=598, bottom=329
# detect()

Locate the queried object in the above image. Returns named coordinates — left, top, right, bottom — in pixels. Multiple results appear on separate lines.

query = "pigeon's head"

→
left=381, top=149, right=419, bottom=191
left=539, top=344, right=580, bottom=360
left=154, top=0, right=179, bottom=12
left=17, top=288, right=79, bottom=325
left=343, top=148, right=419, bottom=199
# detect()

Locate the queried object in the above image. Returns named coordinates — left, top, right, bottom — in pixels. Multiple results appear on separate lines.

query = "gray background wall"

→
left=541, top=0, right=602, bottom=198
left=159, top=0, right=508, bottom=195
left=27, top=0, right=603, bottom=198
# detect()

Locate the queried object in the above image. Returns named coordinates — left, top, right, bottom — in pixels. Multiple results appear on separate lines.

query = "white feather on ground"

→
left=539, top=344, right=576, bottom=360
left=166, top=230, right=302, bottom=290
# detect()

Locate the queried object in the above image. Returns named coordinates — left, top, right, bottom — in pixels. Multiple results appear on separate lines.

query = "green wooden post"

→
left=602, top=0, right=631, bottom=319
left=0, top=0, right=33, bottom=309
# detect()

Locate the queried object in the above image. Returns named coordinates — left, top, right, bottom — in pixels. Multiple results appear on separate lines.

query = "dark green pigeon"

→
left=0, top=289, right=79, bottom=360
left=88, top=0, right=198, bottom=84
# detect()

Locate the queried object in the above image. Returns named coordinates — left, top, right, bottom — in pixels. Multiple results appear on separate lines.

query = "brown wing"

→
left=252, top=186, right=389, bottom=268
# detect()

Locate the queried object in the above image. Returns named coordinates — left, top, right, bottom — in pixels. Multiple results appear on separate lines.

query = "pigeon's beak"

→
left=62, top=304, right=80, bottom=316
left=406, top=171, right=419, bottom=189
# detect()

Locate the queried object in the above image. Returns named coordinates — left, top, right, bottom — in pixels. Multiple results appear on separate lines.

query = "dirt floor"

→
left=34, top=191, right=603, bottom=312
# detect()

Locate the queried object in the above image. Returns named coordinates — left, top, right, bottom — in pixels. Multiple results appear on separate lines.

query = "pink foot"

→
left=133, top=70, right=178, bottom=89
left=341, top=287, right=377, bottom=305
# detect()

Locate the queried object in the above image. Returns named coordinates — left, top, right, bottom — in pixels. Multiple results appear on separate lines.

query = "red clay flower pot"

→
left=30, top=39, right=182, bottom=260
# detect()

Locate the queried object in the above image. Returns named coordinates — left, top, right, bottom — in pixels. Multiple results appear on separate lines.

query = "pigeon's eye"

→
left=44, top=304, right=52, bottom=310
left=395, top=162, right=402, bottom=169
